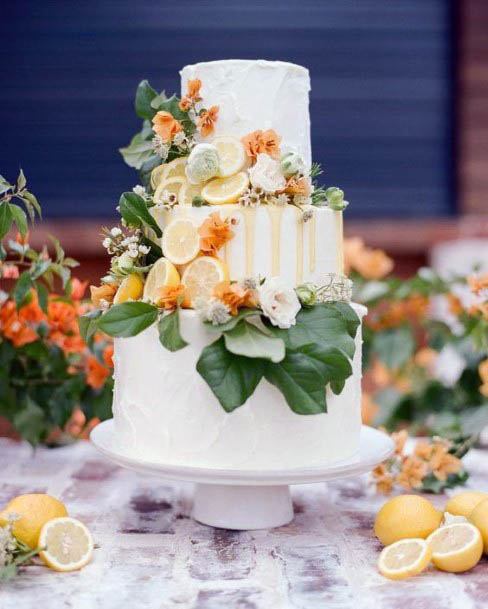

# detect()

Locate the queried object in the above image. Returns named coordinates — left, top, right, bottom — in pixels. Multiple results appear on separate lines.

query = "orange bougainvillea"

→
left=468, top=273, right=488, bottom=295
left=90, top=283, right=118, bottom=307
left=86, top=355, right=111, bottom=390
left=47, top=300, right=85, bottom=355
left=213, top=281, right=258, bottom=316
left=152, top=111, right=183, bottom=142
left=0, top=294, right=45, bottom=347
left=241, top=129, right=281, bottom=161
left=179, top=78, right=202, bottom=111
left=197, top=105, right=219, bottom=137
left=344, top=237, right=394, bottom=280
left=283, top=176, right=311, bottom=197
left=198, top=212, right=236, bottom=255
left=155, top=284, right=187, bottom=311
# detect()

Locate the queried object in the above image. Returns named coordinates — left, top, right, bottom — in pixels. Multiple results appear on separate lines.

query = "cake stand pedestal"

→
left=91, top=422, right=393, bottom=530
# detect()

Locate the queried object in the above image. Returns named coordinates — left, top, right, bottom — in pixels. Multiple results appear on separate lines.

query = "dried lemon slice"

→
left=201, top=172, right=249, bottom=205
left=154, top=176, right=186, bottom=205
left=39, top=517, right=93, bottom=572
left=179, top=181, right=202, bottom=206
left=213, top=136, right=246, bottom=177
left=378, top=538, right=432, bottom=580
left=161, top=218, right=200, bottom=265
left=181, top=256, right=229, bottom=307
left=150, top=157, right=187, bottom=190
left=143, top=258, right=180, bottom=303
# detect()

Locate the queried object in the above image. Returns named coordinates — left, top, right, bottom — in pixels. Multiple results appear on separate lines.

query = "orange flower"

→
left=414, top=347, right=438, bottom=371
left=15, top=231, right=29, bottom=246
left=354, top=248, right=394, bottom=280
left=155, top=284, right=186, bottom=311
left=468, top=273, right=488, bottom=295
left=90, top=283, right=117, bottom=307
left=343, top=237, right=365, bottom=275
left=372, top=464, right=394, bottom=495
left=187, top=78, right=202, bottom=101
left=86, top=355, right=110, bottom=390
left=198, top=212, right=235, bottom=255
left=396, top=456, right=428, bottom=490
left=197, top=105, right=219, bottom=137
left=361, top=393, right=379, bottom=426
left=0, top=301, right=37, bottom=347
left=284, top=176, right=311, bottom=196
left=71, top=278, right=88, bottom=300
left=1, top=264, right=19, bottom=279
left=447, top=293, right=463, bottom=316
left=241, top=129, right=281, bottom=161
left=213, top=281, right=258, bottom=316
left=103, top=344, right=114, bottom=368
left=428, top=443, right=462, bottom=481
left=152, top=111, right=183, bottom=142
left=392, top=429, right=408, bottom=455
left=178, top=97, right=192, bottom=112
left=370, top=358, right=391, bottom=388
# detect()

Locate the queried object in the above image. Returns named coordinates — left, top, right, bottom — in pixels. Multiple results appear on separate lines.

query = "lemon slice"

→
left=161, top=218, right=201, bottom=265
left=39, top=517, right=94, bottom=572
left=179, top=181, right=202, bottom=206
left=213, top=136, right=246, bottom=177
left=378, top=538, right=432, bottom=580
left=143, top=258, right=180, bottom=303
left=181, top=256, right=229, bottom=307
left=113, top=273, right=144, bottom=304
left=427, top=522, right=483, bottom=573
left=154, top=177, right=186, bottom=204
left=151, top=157, right=187, bottom=190
left=201, top=172, right=249, bottom=205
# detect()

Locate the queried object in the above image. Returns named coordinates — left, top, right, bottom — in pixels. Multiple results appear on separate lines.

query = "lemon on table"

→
left=179, top=180, right=202, bottom=206
left=113, top=273, right=144, bottom=305
left=181, top=256, right=229, bottom=307
left=143, top=258, right=180, bottom=303
left=469, top=498, right=488, bottom=552
left=154, top=176, right=186, bottom=204
left=150, top=157, right=187, bottom=190
left=378, top=538, right=432, bottom=580
left=161, top=218, right=201, bottom=265
left=445, top=491, right=488, bottom=518
left=374, top=495, right=442, bottom=547
left=201, top=172, right=249, bottom=205
left=0, top=494, right=68, bottom=549
left=426, top=522, right=483, bottom=572
left=39, top=517, right=93, bottom=572
left=212, top=136, right=246, bottom=177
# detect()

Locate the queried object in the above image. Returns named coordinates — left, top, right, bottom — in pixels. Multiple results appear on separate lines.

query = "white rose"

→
left=258, top=277, right=301, bottom=329
left=249, top=153, right=286, bottom=193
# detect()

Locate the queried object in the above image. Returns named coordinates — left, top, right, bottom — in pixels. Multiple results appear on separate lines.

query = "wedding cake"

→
left=87, top=59, right=366, bottom=469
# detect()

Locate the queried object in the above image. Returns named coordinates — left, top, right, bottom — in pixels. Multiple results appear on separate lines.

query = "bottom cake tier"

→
left=112, top=304, right=366, bottom=469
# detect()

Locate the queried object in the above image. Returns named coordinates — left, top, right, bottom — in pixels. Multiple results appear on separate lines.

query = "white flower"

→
left=248, top=153, right=286, bottom=193
left=102, top=237, right=111, bottom=249
left=258, top=277, right=301, bottom=329
left=138, top=245, right=150, bottom=255
left=194, top=297, right=231, bottom=325
left=274, top=193, right=289, bottom=207
left=116, top=251, right=134, bottom=273
left=173, top=131, right=187, bottom=147
left=186, top=143, right=220, bottom=184
left=152, top=135, right=170, bottom=160
left=110, top=227, right=122, bottom=237
left=132, top=185, right=147, bottom=198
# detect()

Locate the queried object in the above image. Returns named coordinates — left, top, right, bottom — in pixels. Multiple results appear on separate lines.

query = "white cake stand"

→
left=91, top=421, right=393, bottom=530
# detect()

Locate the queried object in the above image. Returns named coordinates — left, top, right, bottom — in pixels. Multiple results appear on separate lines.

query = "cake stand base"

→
left=91, top=422, right=393, bottom=530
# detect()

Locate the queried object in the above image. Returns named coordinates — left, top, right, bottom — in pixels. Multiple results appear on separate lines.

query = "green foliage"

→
left=135, top=79, right=158, bottom=120
left=158, top=310, right=188, bottom=352
left=223, top=320, right=285, bottom=363
left=372, top=325, right=415, bottom=369
left=119, top=192, right=162, bottom=238
left=119, top=133, right=155, bottom=170
left=97, top=302, right=158, bottom=337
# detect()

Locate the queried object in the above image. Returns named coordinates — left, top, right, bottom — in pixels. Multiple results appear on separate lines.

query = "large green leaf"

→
left=0, top=201, right=13, bottom=240
left=119, top=192, right=162, bottom=238
left=196, top=337, right=265, bottom=412
left=9, top=204, right=28, bottom=236
left=333, top=302, right=361, bottom=338
left=98, top=302, right=158, bottom=337
left=373, top=325, right=415, bottom=369
left=224, top=320, right=285, bottom=363
left=78, top=309, right=103, bottom=343
left=158, top=310, right=188, bottom=352
left=119, top=132, right=155, bottom=169
left=264, top=344, right=353, bottom=414
left=135, top=79, right=158, bottom=120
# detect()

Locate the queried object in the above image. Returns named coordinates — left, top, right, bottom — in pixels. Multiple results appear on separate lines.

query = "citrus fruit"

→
left=150, top=157, right=187, bottom=190
left=161, top=218, right=201, bottom=265
left=427, top=522, right=483, bottom=572
left=201, top=172, right=249, bottom=205
left=39, top=517, right=93, bottom=572
left=113, top=273, right=144, bottom=304
left=0, top=494, right=68, bottom=549
left=181, top=256, right=229, bottom=307
left=213, top=136, right=246, bottom=177
left=179, top=180, right=202, bottom=206
left=445, top=491, right=488, bottom=518
left=154, top=176, right=186, bottom=204
left=469, top=498, right=488, bottom=553
left=374, top=495, right=442, bottom=546
left=378, top=538, right=432, bottom=580
left=143, top=258, right=180, bottom=303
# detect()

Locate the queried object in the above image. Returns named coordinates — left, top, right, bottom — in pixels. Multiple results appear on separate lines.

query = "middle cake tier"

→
left=152, top=205, right=344, bottom=286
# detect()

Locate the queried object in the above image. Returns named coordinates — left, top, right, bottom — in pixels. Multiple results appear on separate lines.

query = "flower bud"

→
left=280, top=151, right=305, bottom=178
left=191, top=195, right=207, bottom=207
left=185, top=143, right=220, bottom=184
left=325, top=187, right=348, bottom=211
left=114, top=252, right=134, bottom=274
left=295, top=283, right=317, bottom=307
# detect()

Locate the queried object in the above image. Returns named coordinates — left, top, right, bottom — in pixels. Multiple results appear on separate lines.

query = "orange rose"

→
left=86, top=355, right=110, bottom=390
left=90, top=283, right=117, bottom=307
left=155, top=284, right=186, bottom=311
left=197, top=106, right=219, bottom=137
left=152, top=111, right=183, bottom=142
left=241, top=129, right=281, bottom=161
left=213, top=281, right=258, bottom=316
left=198, top=212, right=235, bottom=255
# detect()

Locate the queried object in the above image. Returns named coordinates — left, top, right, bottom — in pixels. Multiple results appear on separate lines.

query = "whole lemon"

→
left=469, top=499, right=488, bottom=553
left=445, top=491, right=488, bottom=518
left=374, top=495, right=442, bottom=546
left=0, top=493, right=68, bottom=548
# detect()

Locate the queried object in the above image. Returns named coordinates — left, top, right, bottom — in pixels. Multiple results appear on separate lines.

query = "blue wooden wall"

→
left=0, top=0, right=455, bottom=218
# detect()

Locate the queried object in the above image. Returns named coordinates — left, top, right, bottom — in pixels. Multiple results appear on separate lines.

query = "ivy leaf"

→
left=224, top=320, right=285, bottom=363
left=373, top=325, right=415, bottom=369
left=0, top=201, right=13, bottom=240
left=264, top=344, right=353, bottom=414
left=98, top=302, right=158, bottom=337
left=119, top=192, right=162, bottom=238
left=13, top=271, right=33, bottom=308
left=158, top=310, right=188, bottom=352
left=9, top=204, right=28, bottom=236
left=135, top=80, right=158, bottom=120
left=196, top=337, right=265, bottom=412
left=333, top=302, right=361, bottom=338
left=78, top=309, right=103, bottom=343
left=119, top=132, right=155, bottom=170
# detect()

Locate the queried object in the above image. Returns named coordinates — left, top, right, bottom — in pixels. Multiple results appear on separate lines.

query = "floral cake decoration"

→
left=81, top=77, right=357, bottom=415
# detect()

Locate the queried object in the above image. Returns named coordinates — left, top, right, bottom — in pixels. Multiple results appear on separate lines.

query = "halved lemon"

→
left=213, top=136, right=246, bottom=177
left=113, top=273, right=144, bottom=304
left=143, top=258, right=180, bottom=303
left=445, top=491, right=488, bottom=518
left=39, top=517, right=93, bottom=572
left=427, top=522, right=483, bottom=573
left=161, top=218, right=201, bottom=265
left=154, top=176, right=186, bottom=204
left=150, top=157, right=187, bottom=190
left=201, top=172, right=249, bottom=205
left=378, top=538, right=432, bottom=580
left=179, top=181, right=202, bottom=206
left=181, top=256, right=229, bottom=307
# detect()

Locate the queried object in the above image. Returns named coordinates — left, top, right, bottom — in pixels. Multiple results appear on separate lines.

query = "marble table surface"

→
left=1, top=438, right=488, bottom=609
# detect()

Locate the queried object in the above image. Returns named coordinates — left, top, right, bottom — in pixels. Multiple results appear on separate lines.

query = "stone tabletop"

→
left=1, top=439, right=488, bottom=609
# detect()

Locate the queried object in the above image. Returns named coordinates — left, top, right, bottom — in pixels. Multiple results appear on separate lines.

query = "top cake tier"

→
left=180, top=60, right=312, bottom=170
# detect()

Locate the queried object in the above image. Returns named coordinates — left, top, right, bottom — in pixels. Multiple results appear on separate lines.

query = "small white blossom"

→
left=194, top=297, right=231, bottom=326
left=110, top=227, right=122, bottom=237
left=102, top=237, right=111, bottom=249
left=138, top=245, right=150, bottom=255
left=259, top=277, right=301, bottom=329
left=173, top=131, right=187, bottom=147
left=132, top=185, right=147, bottom=198
left=241, top=277, right=259, bottom=290
left=152, top=135, right=170, bottom=160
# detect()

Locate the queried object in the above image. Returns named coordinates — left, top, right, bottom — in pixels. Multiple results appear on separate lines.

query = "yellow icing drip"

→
left=295, top=209, right=304, bottom=284
left=335, top=211, right=344, bottom=274
left=241, top=208, right=256, bottom=276
left=267, top=206, right=284, bottom=276
left=308, top=211, right=316, bottom=273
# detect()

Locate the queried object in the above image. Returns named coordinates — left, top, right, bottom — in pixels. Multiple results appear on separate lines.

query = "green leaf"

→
left=22, top=190, right=42, bottom=219
left=152, top=94, right=188, bottom=122
left=16, top=168, right=27, bottom=191
left=196, top=337, right=265, bottom=412
left=13, top=271, right=33, bottom=308
left=264, top=344, right=353, bottom=414
left=224, top=320, right=285, bottom=363
left=98, top=302, right=158, bottom=337
left=373, top=325, right=415, bottom=369
left=0, top=201, right=13, bottom=240
left=158, top=310, right=188, bottom=352
left=48, top=375, right=85, bottom=428
left=13, top=396, right=47, bottom=445
left=9, top=204, right=28, bottom=236
left=140, top=235, right=162, bottom=264
left=119, top=132, right=155, bottom=170
left=79, top=309, right=103, bottom=343
left=135, top=80, right=158, bottom=120
left=119, top=192, right=162, bottom=238
left=206, top=308, right=259, bottom=332
left=333, top=302, right=361, bottom=338
left=139, top=154, right=162, bottom=187
left=0, top=175, right=12, bottom=196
